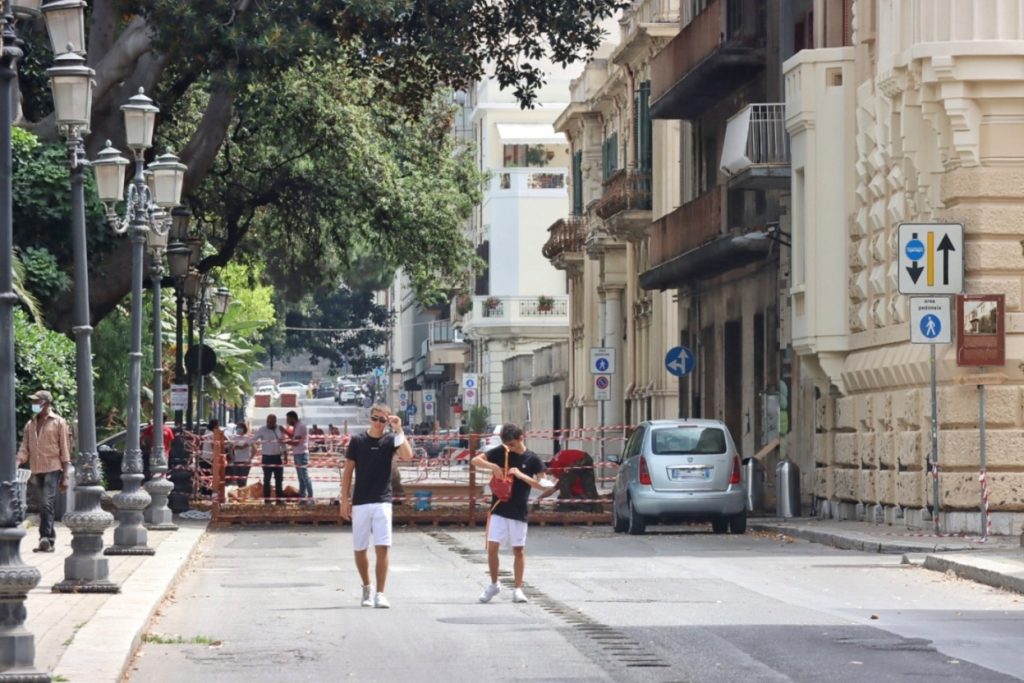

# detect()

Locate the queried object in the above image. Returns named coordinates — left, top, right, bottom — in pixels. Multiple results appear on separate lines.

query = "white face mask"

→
left=30, top=403, right=42, bottom=414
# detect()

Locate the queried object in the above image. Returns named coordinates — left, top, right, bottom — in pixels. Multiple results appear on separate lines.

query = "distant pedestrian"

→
left=255, top=414, right=287, bottom=504
left=473, top=423, right=547, bottom=603
left=340, top=403, right=414, bottom=608
left=17, top=390, right=70, bottom=553
left=309, top=424, right=325, bottom=453
left=227, top=422, right=255, bottom=487
left=286, top=411, right=313, bottom=504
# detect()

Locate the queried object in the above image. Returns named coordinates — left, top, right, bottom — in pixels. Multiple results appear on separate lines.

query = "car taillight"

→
left=639, top=456, right=652, bottom=486
left=729, top=455, right=742, bottom=486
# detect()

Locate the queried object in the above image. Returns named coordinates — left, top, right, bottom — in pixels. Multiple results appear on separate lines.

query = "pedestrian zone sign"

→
left=910, top=296, right=952, bottom=344
left=898, top=223, right=963, bottom=295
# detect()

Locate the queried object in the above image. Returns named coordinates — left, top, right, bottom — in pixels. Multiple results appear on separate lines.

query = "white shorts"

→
left=487, top=514, right=528, bottom=548
left=352, top=503, right=393, bottom=551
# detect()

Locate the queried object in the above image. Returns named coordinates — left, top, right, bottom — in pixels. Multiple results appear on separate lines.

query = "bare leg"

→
left=375, top=546, right=389, bottom=592
left=513, top=546, right=525, bottom=587
left=354, top=549, right=371, bottom=586
left=487, top=541, right=500, bottom=584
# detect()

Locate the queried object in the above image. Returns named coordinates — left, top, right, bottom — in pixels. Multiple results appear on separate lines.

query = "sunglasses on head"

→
left=370, top=415, right=389, bottom=424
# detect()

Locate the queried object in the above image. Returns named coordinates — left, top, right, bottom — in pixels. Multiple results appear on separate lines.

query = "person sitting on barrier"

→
left=309, top=424, right=325, bottom=453
left=227, top=422, right=255, bottom=489
left=339, top=403, right=415, bottom=609
left=255, top=414, right=287, bottom=505
left=535, top=449, right=602, bottom=513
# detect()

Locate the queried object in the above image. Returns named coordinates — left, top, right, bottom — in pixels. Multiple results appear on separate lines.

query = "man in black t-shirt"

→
left=472, top=423, right=547, bottom=604
left=341, top=403, right=414, bottom=609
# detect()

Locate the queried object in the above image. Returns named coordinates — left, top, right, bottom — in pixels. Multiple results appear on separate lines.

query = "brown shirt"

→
left=17, top=411, right=71, bottom=475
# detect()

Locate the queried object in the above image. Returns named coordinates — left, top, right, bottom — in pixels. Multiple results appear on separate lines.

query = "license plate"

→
left=668, top=466, right=711, bottom=481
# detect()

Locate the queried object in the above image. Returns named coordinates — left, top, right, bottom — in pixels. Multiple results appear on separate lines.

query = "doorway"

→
left=724, top=320, right=743, bottom=443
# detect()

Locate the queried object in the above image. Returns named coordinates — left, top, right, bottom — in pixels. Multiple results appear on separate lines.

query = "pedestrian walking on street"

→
left=286, top=411, right=313, bottom=504
left=255, top=414, right=287, bottom=504
left=17, top=389, right=71, bottom=553
left=340, top=403, right=414, bottom=608
left=473, top=423, right=547, bottom=604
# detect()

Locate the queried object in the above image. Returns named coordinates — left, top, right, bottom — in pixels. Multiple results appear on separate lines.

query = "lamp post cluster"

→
left=0, top=0, right=197, bottom=676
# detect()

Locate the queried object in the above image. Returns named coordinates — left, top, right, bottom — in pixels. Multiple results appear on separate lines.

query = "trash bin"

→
left=413, top=491, right=432, bottom=512
left=743, top=458, right=765, bottom=513
left=776, top=458, right=801, bottom=518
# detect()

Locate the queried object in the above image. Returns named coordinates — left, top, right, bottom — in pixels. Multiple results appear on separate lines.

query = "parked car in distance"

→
left=315, top=381, right=336, bottom=399
left=610, top=419, right=746, bottom=536
left=254, top=384, right=279, bottom=398
left=277, top=381, right=307, bottom=395
left=339, top=390, right=358, bottom=405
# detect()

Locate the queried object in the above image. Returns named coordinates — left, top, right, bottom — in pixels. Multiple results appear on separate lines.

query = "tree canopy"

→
left=15, top=0, right=620, bottom=328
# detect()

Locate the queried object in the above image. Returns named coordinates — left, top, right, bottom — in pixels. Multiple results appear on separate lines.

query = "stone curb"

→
left=52, top=522, right=208, bottom=683
left=748, top=522, right=977, bottom=554
left=921, top=554, right=1024, bottom=596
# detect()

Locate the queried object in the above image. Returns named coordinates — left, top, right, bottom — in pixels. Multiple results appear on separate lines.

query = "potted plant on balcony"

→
left=537, top=295, right=554, bottom=312
left=484, top=296, right=501, bottom=311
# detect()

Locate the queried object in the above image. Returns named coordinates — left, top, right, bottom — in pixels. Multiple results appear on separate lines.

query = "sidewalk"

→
left=750, top=516, right=1024, bottom=595
left=24, top=517, right=207, bottom=682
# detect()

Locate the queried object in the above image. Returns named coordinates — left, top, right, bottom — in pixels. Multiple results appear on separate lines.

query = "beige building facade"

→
left=544, top=0, right=681, bottom=454
left=788, top=0, right=1024, bottom=533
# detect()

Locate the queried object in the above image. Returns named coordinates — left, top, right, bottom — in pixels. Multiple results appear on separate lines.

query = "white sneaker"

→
left=374, top=593, right=391, bottom=609
left=512, top=587, right=529, bottom=603
left=479, top=583, right=501, bottom=603
left=360, top=585, right=373, bottom=607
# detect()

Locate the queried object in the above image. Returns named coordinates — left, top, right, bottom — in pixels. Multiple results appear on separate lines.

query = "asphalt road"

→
left=127, top=526, right=1024, bottom=683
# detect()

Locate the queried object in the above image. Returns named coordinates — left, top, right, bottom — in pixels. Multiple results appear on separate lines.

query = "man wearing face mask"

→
left=17, top=390, right=71, bottom=553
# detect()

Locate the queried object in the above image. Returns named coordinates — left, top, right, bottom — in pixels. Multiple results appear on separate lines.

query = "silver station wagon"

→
left=610, top=419, right=747, bottom=535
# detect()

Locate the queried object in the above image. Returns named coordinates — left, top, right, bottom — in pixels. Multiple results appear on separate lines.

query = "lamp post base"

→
left=0, top=525, right=47, bottom=683
left=57, top=477, right=119, bottom=592
left=52, top=578, right=120, bottom=594
left=143, top=475, right=177, bottom=531
left=104, top=473, right=153, bottom=556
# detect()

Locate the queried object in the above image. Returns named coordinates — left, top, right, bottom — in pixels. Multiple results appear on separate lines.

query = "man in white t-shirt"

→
left=254, top=414, right=287, bottom=504
left=286, top=411, right=313, bottom=503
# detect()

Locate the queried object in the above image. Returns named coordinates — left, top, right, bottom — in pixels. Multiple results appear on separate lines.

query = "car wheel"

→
left=611, top=496, right=628, bottom=533
left=711, top=518, right=729, bottom=534
left=728, top=512, right=747, bottom=535
left=626, top=500, right=647, bottom=535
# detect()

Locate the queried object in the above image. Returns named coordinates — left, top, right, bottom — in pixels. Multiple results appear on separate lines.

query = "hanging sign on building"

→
left=956, top=294, right=1005, bottom=366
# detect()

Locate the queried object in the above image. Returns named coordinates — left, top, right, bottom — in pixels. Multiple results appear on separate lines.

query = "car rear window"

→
left=650, top=427, right=726, bottom=455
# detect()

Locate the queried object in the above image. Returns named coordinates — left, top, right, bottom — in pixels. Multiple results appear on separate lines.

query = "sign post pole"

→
left=978, top=378, right=986, bottom=540
left=930, top=344, right=940, bottom=535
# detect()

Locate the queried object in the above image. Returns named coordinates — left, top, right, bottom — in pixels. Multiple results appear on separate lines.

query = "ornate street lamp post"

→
left=196, top=285, right=229, bottom=425
left=142, top=220, right=180, bottom=530
left=92, top=91, right=187, bottom=555
left=41, top=2, right=119, bottom=594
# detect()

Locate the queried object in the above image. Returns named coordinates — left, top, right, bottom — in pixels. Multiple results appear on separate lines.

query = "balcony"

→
left=461, top=295, right=570, bottom=340
left=720, top=103, right=790, bottom=190
left=427, top=319, right=467, bottom=366
left=640, top=189, right=773, bottom=290
left=542, top=216, right=587, bottom=274
left=594, top=169, right=652, bottom=241
left=611, top=0, right=681, bottom=66
left=650, top=0, right=766, bottom=120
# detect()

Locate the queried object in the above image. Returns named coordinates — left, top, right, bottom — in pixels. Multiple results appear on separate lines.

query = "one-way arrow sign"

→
left=898, top=224, right=963, bottom=295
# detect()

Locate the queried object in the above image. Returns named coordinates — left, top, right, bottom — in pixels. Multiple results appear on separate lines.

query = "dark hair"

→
left=208, top=418, right=220, bottom=430
left=286, top=410, right=299, bottom=420
left=500, top=423, right=524, bottom=443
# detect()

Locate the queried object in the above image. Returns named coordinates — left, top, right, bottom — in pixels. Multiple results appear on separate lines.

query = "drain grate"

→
left=426, top=530, right=673, bottom=674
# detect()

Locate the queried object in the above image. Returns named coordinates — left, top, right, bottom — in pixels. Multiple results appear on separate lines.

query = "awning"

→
left=639, top=232, right=774, bottom=291
left=495, top=123, right=566, bottom=145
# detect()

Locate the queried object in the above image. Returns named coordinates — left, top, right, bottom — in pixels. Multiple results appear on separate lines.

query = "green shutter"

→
left=572, top=150, right=583, bottom=215
left=609, top=132, right=618, bottom=174
left=638, top=81, right=652, bottom=171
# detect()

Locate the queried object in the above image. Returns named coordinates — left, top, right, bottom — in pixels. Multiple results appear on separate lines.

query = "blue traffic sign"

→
left=920, top=314, right=941, bottom=339
left=406, top=403, right=418, bottom=415
left=373, top=367, right=385, bottom=377
left=905, top=238, right=925, bottom=262
left=594, top=358, right=610, bottom=372
left=665, top=346, right=695, bottom=377
left=465, top=378, right=476, bottom=389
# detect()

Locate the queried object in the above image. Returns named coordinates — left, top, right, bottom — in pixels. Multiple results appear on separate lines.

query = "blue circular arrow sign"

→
left=665, top=346, right=695, bottom=377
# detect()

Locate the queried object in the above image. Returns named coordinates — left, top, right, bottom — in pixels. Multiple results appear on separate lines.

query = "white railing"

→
left=490, top=167, right=568, bottom=194
left=721, top=103, right=789, bottom=175
left=463, top=295, right=570, bottom=328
